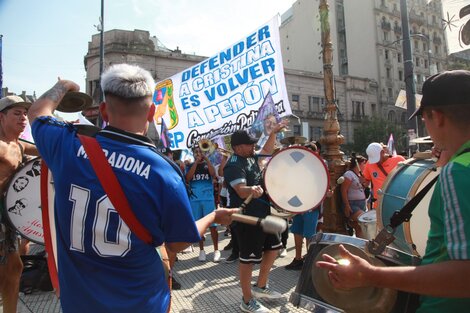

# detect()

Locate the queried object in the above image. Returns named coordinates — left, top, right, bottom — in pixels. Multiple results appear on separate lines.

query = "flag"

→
left=387, top=133, right=397, bottom=157
left=0, top=35, right=3, bottom=98
left=20, top=123, right=34, bottom=143
left=160, top=118, right=171, bottom=148
left=441, top=0, right=470, bottom=54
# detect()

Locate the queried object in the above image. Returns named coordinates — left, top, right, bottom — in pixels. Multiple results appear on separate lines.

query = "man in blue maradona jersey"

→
left=27, top=64, right=236, bottom=313
left=317, top=70, right=470, bottom=312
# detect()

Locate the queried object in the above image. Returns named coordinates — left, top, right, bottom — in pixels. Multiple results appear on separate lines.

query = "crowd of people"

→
left=1, top=65, right=469, bottom=313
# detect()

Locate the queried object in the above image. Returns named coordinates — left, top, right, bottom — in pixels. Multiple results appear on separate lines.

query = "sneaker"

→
left=182, top=245, right=193, bottom=254
left=224, top=253, right=239, bottom=263
left=223, top=242, right=233, bottom=251
left=278, top=248, right=287, bottom=258
left=213, top=250, right=221, bottom=262
left=285, top=258, right=304, bottom=271
left=252, top=285, right=283, bottom=300
left=224, top=228, right=231, bottom=236
left=198, top=250, right=206, bottom=262
left=240, top=298, right=270, bottom=313
left=171, top=276, right=181, bottom=290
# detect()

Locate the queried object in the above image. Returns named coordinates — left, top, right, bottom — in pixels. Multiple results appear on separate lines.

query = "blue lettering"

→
left=190, top=95, right=200, bottom=107
left=209, top=56, right=219, bottom=69
left=204, top=88, right=216, bottom=101
left=258, top=25, right=271, bottom=41
left=169, top=131, right=184, bottom=148
left=181, top=97, right=191, bottom=110
left=249, top=63, right=262, bottom=80
left=216, top=83, right=228, bottom=97
left=261, top=58, right=275, bottom=73
left=182, top=70, right=191, bottom=82
left=246, top=32, right=257, bottom=49
left=233, top=42, right=245, bottom=57
left=219, top=49, right=231, bottom=65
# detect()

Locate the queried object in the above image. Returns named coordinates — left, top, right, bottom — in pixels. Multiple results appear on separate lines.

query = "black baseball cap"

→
left=230, top=130, right=258, bottom=146
left=410, top=70, right=470, bottom=119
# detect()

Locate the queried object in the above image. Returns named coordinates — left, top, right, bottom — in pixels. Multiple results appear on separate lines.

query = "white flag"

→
left=441, top=0, right=470, bottom=54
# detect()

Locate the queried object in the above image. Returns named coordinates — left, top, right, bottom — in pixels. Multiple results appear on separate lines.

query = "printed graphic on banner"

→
left=154, top=16, right=291, bottom=149
left=249, top=92, right=284, bottom=150
left=441, top=0, right=470, bottom=54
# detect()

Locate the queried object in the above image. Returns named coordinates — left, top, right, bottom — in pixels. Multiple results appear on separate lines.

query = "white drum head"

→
left=4, top=158, right=44, bottom=244
left=264, top=147, right=329, bottom=213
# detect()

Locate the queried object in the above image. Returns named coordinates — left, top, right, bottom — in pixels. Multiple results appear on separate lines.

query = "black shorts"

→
left=235, top=222, right=282, bottom=264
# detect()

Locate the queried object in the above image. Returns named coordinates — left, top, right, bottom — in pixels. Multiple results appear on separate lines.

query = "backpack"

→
left=20, top=253, right=54, bottom=294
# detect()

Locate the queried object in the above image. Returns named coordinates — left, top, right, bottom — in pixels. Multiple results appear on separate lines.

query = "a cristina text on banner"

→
left=152, top=16, right=291, bottom=149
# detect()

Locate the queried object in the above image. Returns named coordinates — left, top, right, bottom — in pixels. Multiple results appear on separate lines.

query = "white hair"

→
left=101, top=64, right=155, bottom=99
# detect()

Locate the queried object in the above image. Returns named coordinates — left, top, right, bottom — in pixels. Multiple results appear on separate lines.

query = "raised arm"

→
left=28, top=80, right=80, bottom=123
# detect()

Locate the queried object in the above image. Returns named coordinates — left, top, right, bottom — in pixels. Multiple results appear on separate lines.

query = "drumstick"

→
left=231, top=214, right=287, bottom=234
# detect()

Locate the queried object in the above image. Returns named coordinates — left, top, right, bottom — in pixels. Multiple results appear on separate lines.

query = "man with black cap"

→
left=224, top=119, right=287, bottom=313
left=317, top=70, right=470, bottom=312
left=0, top=95, right=38, bottom=313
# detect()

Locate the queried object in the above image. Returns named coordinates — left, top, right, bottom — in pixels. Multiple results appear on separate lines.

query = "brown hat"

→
left=410, top=70, right=470, bottom=119
left=0, top=95, right=32, bottom=112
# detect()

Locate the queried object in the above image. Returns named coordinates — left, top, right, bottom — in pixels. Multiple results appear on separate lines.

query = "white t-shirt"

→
left=343, top=170, right=366, bottom=200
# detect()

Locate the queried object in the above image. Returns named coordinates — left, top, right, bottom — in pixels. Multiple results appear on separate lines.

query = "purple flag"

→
left=160, top=118, right=171, bottom=148
left=249, top=92, right=283, bottom=149
left=0, top=35, right=3, bottom=98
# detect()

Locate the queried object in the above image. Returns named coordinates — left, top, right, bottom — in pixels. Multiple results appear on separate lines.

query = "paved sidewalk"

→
left=7, top=228, right=312, bottom=313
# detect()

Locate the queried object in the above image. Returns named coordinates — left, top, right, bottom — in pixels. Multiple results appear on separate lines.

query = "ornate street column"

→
left=318, top=0, right=347, bottom=234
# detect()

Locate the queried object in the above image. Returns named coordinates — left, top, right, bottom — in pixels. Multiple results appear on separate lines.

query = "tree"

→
left=342, top=117, right=406, bottom=157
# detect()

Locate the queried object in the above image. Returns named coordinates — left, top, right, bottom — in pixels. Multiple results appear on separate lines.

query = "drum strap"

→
left=77, top=134, right=153, bottom=245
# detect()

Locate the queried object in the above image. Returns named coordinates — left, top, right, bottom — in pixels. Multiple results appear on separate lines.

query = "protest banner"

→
left=153, top=16, right=291, bottom=149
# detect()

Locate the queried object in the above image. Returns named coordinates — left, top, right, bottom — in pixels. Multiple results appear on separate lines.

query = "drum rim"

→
left=262, top=146, right=330, bottom=214
left=3, top=156, right=44, bottom=244
left=376, top=158, right=437, bottom=256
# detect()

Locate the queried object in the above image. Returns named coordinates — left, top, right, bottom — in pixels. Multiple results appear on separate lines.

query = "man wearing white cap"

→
left=0, top=95, right=38, bottom=313
left=362, top=142, right=405, bottom=208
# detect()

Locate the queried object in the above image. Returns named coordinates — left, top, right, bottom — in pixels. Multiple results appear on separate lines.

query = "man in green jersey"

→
left=317, top=70, right=470, bottom=312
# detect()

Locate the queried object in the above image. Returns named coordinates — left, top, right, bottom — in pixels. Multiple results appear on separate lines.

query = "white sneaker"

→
left=240, top=298, right=270, bottom=313
left=252, top=285, right=283, bottom=299
left=198, top=250, right=206, bottom=262
left=279, top=248, right=287, bottom=258
left=213, top=250, right=221, bottom=262
left=182, top=245, right=193, bottom=254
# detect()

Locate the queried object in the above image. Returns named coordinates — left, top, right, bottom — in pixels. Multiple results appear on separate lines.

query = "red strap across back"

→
left=40, top=162, right=60, bottom=296
left=77, top=134, right=153, bottom=244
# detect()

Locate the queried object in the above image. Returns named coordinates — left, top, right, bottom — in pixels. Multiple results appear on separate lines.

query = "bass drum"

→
left=263, top=147, right=329, bottom=214
left=3, top=158, right=44, bottom=244
left=377, top=158, right=440, bottom=257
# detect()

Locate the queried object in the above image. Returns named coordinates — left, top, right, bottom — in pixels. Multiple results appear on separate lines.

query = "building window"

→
left=398, top=70, right=403, bottom=81
left=383, top=31, right=389, bottom=41
left=309, top=96, right=324, bottom=112
left=292, top=94, right=300, bottom=110
left=424, top=59, right=428, bottom=69
left=385, top=49, right=389, bottom=60
left=293, top=125, right=301, bottom=136
left=352, top=101, right=365, bottom=118
left=310, top=127, right=322, bottom=141
left=388, top=88, right=393, bottom=98
left=388, top=110, right=397, bottom=122
left=371, top=103, right=377, bottom=116
left=397, top=53, right=402, bottom=63
left=386, top=67, right=391, bottom=79
left=415, top=57, right=420, bottom=66
left=417, top=74, right=422, bottom=84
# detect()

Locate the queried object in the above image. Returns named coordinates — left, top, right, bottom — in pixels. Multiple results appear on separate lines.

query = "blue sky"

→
left=0, top=0, right=295, bottom=97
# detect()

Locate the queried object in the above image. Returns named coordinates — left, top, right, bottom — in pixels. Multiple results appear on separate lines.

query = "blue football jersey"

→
left=32, top=117, right=200, bottom=313
left=186, top=162, right=214, bottom=201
